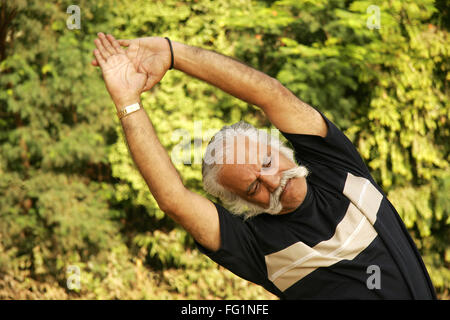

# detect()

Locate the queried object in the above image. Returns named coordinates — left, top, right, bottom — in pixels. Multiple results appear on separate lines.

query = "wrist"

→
left=171, top=41, right=185, bottom=71
left=113, top=94, right=141, bottom=110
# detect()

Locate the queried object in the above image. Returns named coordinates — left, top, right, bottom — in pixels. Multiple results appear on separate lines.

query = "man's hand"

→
left=93, top=33, right=146, bottom=107
left=92, top=34, right=172, bottom=92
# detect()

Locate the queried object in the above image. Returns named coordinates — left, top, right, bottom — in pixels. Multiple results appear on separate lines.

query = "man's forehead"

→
left=219, top=161, right=256, bottom=178
left=217, top=162, right=258, bottom=192
left=222, top=135, right=271, bottom=165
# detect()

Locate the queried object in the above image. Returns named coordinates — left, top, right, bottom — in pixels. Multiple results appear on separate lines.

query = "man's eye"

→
left=248, top=182, right=260, bottom=196
left=251, top=183, right=260, bottom=196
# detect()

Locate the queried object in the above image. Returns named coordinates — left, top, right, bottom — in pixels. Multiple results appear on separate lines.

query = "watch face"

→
left=118, top=103, right=140, bottom=119
left=127, top=103, right=140, bottom=113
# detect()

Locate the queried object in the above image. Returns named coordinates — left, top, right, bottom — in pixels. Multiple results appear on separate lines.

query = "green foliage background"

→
left=0, top=0, right=448, bottom=299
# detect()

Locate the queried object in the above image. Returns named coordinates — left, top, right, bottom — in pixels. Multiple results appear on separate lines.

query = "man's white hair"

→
left=202, top=121, right=308, bottom=219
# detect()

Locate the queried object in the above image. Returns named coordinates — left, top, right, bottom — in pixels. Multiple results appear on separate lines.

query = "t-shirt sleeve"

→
left=281, top=112, right=371, bottom=178
left=195, top=202, right=267, bottom=286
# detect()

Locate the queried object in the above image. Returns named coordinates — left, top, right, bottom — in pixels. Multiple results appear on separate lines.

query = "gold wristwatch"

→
left=117, top=103, right=141, bottom=119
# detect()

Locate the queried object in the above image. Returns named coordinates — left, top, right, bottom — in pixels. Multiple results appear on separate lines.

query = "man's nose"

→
left=259, top=174, right=281, bottom=193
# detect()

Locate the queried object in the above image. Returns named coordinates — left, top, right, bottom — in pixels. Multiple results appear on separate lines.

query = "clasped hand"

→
left=92, top=33, right=172, bottom=106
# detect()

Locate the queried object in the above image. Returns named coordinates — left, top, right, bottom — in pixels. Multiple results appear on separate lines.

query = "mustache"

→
left=265, top=166, right=308, bottom=215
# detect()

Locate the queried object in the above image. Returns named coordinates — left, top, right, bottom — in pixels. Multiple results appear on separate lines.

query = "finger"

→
left=143, top=75, right=160, bottom=92
left=107, top=34, right=125, bottom=54
left=118, top=39, right=131, bottom=47
left=143, top=78, right=154, bottom=92
left=94, top=38, right=110, bottom=60
left=91, top=58, right=99, bottom=67
left=98, top=32, right=116, bottom=56
left=93, top=49, right=106, bottom=68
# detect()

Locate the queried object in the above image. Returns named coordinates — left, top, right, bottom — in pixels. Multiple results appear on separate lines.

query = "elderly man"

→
left=92, top=33, right=436, bottom=299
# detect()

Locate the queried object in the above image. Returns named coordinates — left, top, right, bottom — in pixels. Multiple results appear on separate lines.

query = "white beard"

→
left=264, top=166, right=309, bottom=215
left=229, top=165, right=309, bottom=220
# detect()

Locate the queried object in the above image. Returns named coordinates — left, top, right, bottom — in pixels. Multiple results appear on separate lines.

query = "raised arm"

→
left=93, top=36, right=327, bottom=137
left=93, top=33, right=220, bottom=251
left=172, top=42, right=327, bottom=137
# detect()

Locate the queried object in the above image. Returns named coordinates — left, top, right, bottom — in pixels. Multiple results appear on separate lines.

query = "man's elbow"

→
left=271, top=78, right=295, bottom=100
left=158, top=199, right=178, bottom=216
left=259, top=77, right=290, bottom=109
left=157, top=188, right=187, bottom=218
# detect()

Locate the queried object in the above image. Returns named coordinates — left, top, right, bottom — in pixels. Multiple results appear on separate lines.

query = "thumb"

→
left=118, top=39, right=131, bottom=47
left=143, top=75, right=161, bottom=92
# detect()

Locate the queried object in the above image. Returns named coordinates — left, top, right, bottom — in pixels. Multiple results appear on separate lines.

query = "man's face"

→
left=217, top=136, right=307, bottom=215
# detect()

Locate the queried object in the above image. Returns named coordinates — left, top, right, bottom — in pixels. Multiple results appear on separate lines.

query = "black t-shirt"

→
left=197, top=113, right=436, bottom=300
